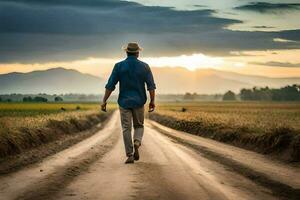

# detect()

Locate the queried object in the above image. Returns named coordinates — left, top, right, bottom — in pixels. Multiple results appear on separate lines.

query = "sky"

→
left=0, top=0, right=300, bottom=78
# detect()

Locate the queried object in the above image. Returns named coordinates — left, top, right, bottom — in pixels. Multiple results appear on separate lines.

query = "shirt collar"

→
left=126, top=55, right=137, bottom=60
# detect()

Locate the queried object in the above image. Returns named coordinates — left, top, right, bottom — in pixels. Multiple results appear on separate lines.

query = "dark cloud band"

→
left=0, top=0, right=299, bottom=63
left=251, top=61, right=300, bottom=68
left=235, top=2, right=300, bottom=13
left=0, top=0, right=137, bottom=8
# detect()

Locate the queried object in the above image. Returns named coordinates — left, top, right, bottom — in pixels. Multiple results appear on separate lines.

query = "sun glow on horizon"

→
left=0, top=53, right=226, bottom=75
left=144, top=54, right=224, bottom=71
left=1, top=50, right=300, bottom=78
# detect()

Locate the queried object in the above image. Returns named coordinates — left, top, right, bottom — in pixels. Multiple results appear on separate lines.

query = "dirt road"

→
left=0, top=111, right=299, bottom=200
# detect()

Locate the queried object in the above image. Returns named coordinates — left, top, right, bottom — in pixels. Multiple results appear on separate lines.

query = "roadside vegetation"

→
left=0, top=103, right=115, bottom=158
left=149, top=102, right=300, bottom=161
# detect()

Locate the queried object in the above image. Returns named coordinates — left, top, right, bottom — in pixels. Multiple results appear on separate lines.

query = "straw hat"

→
left=122, top=42, right=143, bottom=53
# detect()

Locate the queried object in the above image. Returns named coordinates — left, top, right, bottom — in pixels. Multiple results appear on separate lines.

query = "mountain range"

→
left=0, top=67, right=299, bottom=94
left=0, top=68, right=104, bottom=94
left=152, top=67, right=300, bottom=94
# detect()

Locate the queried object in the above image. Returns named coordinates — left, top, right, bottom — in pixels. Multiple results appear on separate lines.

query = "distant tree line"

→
left=21, top=96, right=64, bottom=102
left=0, top=93, right=223, bottom=102
left=23, top=96, right=48, bottom=102
left=222, top=84, right=300, bottom=101
left=183, top=92, right=222, bottom=101
left=1, top=85, right=299, bottom=103
left=0, top=93, right=102, bottom=102
left=222, top=91, right=236, bottom=101
left=54, top=96, right=63, bottom=102
left=240, top=84, right=300, bottom=101
left=0, top=97, right=12, bottom=102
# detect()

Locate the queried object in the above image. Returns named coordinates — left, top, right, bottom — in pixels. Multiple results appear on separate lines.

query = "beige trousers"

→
left=119, top=106, right=144, bottom=156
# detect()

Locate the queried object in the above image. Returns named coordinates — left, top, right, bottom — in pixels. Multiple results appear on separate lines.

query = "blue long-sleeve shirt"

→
left=105, top=56, right=156, bottom=109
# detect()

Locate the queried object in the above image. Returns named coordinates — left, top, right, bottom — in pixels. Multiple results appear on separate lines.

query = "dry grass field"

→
left=149, top=102, right=300, bottom=161
left=0, top=103, right=115, bottom=158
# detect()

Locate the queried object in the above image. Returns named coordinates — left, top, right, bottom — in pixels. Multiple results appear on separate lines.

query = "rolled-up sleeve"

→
left=105, top=64, right=119, bottom=91
left=145, top=65, right=156, bottom=91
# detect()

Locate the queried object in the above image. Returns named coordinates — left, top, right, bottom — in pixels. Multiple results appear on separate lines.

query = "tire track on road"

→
left=149, top=120, right=300, bottom=200
left=0, top=112, right=120, bottom=200
left=16, top=129, right=119, bottom=200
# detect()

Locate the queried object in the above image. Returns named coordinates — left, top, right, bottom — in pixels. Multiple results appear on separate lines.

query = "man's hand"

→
left=101, top=89, right=113, bottom=112
left=148, top=90, right=155, bottom=112
left=101, top=102, right=107, bottom=112
left=148, top=101, right=155, bottom=112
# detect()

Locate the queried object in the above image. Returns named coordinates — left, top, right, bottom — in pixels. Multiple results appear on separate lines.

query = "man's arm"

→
left=101, top=89, right=113, bottom=112
left=148, top=89, right=155, bottom=112
left=101, top=64, right=119, bottom=112
left=145, top=64, right=156, bottom=112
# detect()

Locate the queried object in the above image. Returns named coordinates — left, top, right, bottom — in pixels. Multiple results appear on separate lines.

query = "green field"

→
left=150, top=102, right=300, bottom=161
left=0, top=103, right=108, bottom=117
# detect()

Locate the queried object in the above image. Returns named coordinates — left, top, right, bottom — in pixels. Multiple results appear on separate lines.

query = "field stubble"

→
left=0, top=103, right=115, bottom=159
left=149, top=102, right=300, bottom=161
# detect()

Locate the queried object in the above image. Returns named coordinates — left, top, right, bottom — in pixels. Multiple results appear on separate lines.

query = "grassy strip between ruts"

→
left=0, top=107, right=113, bottom=158
left=148, top=102, right=300, bottom=162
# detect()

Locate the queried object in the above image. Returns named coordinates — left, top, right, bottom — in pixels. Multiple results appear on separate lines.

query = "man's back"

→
left=101, top=42, right=156, bottom=164
left=105, top=55, right=156, bottom=109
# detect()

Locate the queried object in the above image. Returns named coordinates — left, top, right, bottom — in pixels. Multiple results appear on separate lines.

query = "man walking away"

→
left=101, top=42, right=156, bottom=164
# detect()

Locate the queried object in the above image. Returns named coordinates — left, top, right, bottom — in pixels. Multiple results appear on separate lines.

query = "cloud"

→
left=251, top=61, right=300, bottom=68
left=235, top=2, right=300, bottom=13
left=273, top=38, right=297, bottom=43
left=277, top=29, right=300, bottom=42
left=0, top=0, right=136, bottom=9
left=0, top=1, right=234, bottom=35
left=252, top=25, right=274, bottom=29
left=193, top=5, right=207, bottom=8
left=0, top=0, right=300, bottom=63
